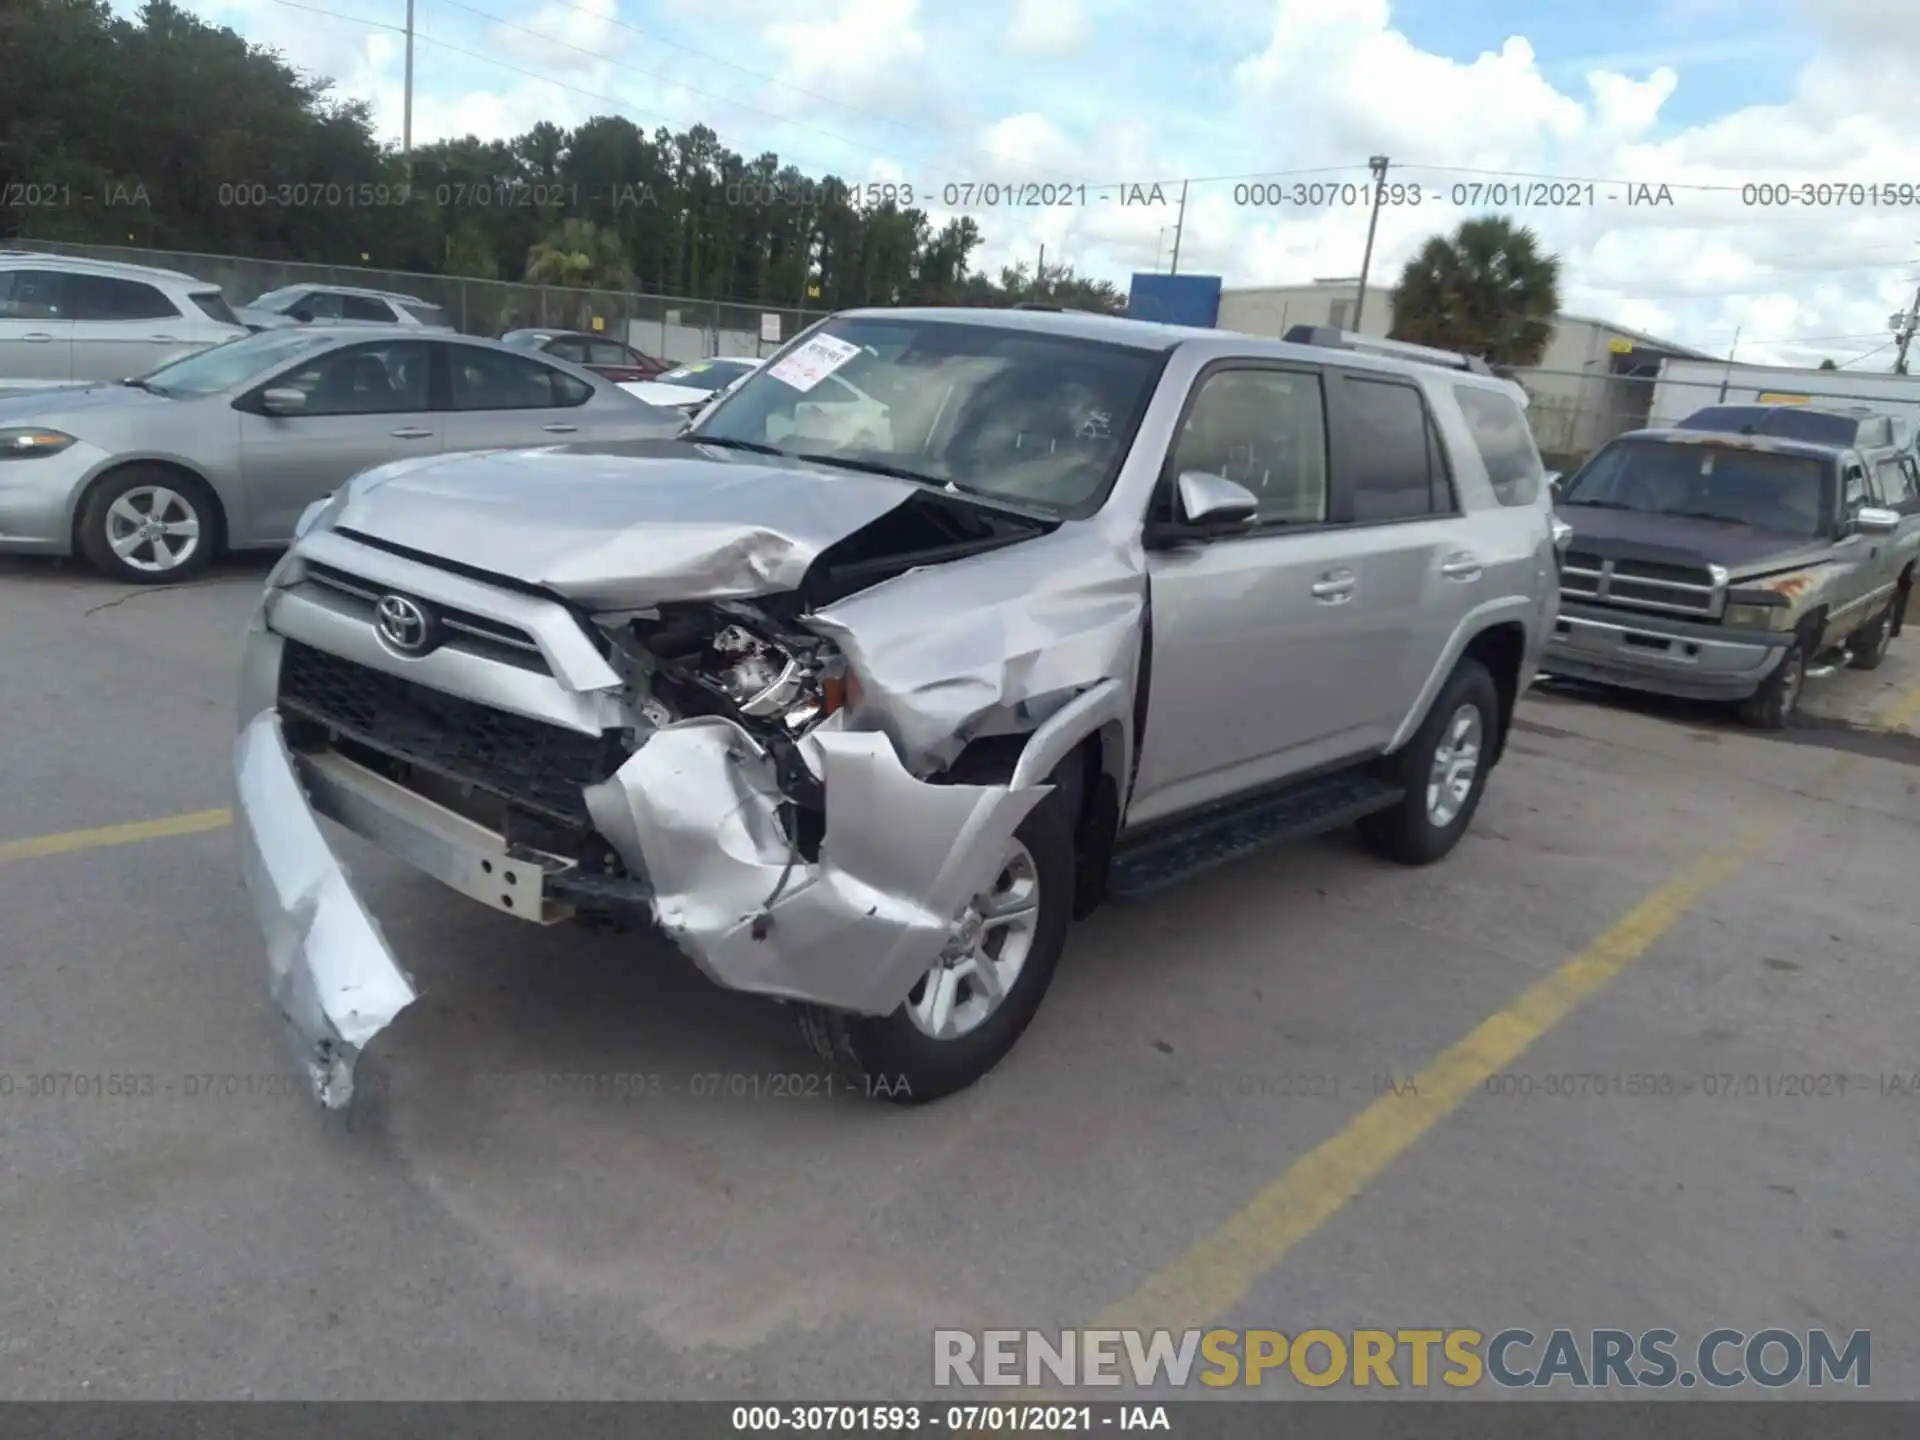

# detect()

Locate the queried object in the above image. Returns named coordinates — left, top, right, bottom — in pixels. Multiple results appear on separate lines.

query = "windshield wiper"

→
left=685, top=435, right=787, bottom=457
left=1670, top=510, right=1753, bottom=526
left=790, top=451, right=947, bottom=488
left=117, top=377, right=165, bottom=395
left=1559, top=497, right=1635, bottom=509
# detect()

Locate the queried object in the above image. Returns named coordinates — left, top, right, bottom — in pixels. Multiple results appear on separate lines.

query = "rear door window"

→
left=1329, top=374, right=1445, bottom=523
left=66, top=275, right=180, bottom=322
left=448, top=347, right=594, bottom=409
left=339, top=294, right=397, bottom=322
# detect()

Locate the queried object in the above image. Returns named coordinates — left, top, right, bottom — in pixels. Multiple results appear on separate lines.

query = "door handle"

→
left=22, top=333, right=53, bottom=343
left=1440, top=553, right=1483, bottom=581
left=1310, top=570, right=1356, bottom=603
left=390, top=427, right=434, bottom=439
left=541, top=424, right=579, bottom=433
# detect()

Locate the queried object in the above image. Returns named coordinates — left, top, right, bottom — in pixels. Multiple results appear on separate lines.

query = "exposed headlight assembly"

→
left=0, top=427, right=77, bottom=459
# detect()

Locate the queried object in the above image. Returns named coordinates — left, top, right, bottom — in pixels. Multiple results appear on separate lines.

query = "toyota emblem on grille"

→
left=375, top=593, right=437, bottom=655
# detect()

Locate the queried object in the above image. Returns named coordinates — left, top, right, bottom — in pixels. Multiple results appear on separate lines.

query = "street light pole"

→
left=1351, top=156, right=1390, bottom=333
left=1168, top=180, right=1189, bottom=275
left=402, top=0, right=416, bottom=181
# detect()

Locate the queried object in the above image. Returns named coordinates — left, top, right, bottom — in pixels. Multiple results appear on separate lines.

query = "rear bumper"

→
left=1541, top=603, right=1788, bottom=700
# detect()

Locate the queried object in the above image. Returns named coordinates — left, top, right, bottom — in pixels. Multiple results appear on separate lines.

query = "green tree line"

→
left=1, top=0, right=1125, bottom=312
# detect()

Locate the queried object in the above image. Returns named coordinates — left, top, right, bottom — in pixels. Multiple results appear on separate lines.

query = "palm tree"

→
left=525, top=217, right=633, bottom=289
left=1388, top=216, right=1562, bottom=368
left=1817, top=358, right=1838, bottom=370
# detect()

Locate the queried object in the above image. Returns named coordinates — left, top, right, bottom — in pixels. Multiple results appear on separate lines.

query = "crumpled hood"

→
left=330, top=444, right=920, bottom=609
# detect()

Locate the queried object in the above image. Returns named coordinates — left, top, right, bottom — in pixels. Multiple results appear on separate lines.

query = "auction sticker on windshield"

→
left=766, top=333, right=862, bottom=393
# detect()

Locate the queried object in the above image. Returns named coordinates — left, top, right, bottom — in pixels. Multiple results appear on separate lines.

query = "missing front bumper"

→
left=235, top=703, right=1049, bottom=1110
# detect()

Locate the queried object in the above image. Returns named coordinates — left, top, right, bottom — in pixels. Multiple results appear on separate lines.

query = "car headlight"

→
left=1723, top=603, right=1787, bottom=630
left=0, top=428, right=77, bottom=459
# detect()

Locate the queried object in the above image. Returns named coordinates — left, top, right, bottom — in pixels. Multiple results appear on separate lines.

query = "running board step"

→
left=1107, top=769, right=1403, bottom=902
left=1805, top=645, right=1851, bottom=680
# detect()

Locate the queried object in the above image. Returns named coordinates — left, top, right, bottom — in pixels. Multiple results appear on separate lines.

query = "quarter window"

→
left=1875, top=457, right=1916, bottom=507
left=448, top=347, right=594, bottom=409
left=1453, top=383, right=1544, bottom=506
left=1169, top=368, right=1329, bottom=525
left=587, top=340, right=631, bottom=366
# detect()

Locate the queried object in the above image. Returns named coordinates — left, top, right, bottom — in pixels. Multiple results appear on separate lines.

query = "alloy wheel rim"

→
left=104, top=485, right=202, bottom=573
left=1426, top=703, right=1484, bottom=828
left=906, top=841, right=1041, bottom=1041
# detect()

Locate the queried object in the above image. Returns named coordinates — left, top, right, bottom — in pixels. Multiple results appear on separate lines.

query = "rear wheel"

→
left=77, top=467, right=217, bottom=584
left=795, top=787, right=1074, bottom=1105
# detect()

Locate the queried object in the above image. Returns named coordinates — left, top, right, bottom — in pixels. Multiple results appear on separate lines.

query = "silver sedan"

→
left=0, top=325, right=685, bottom=583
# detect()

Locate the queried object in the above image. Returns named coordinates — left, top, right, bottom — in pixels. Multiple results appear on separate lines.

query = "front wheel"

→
left=1359, top=657, right=1500, bottom=866
left=795, top=792, right=1075, bottom=1105
left=1737, top=638, right=1806, bottom=729
left=77, top=467, right=217, bottom=583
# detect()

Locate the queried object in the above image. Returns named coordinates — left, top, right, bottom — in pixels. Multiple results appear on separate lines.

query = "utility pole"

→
left=1352, top=155, right=1390, bottom=333
left=1036, top=241, right=1045, bottom=299
left=1893, top=283, right=1920, bottom=374
left=402, top=0, right=416, bottom=182
left=1168, top=179, right=1189, bottom=275
left=1716, top=327, right=1741, bottom=401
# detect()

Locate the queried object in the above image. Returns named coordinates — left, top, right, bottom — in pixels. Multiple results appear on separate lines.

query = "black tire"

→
left=1737, top=636, right=1806, bottom=729
left=77, top=466, right=218, bottom=584
left=795, top=786, right=1076, bottom=1106
left=1359, top=658, right=1500, bottom=866
left=1849, top=601, right=1895, bottom=672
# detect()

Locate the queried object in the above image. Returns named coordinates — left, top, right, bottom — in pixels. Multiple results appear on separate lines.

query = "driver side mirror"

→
left=1176, top=471, right=1260, bottom=527
left=1854, top=505, right=1900, bottom=535
left=259, top=387, right=307, bottom=416
left=1545, top=471, right=1563, bottom=497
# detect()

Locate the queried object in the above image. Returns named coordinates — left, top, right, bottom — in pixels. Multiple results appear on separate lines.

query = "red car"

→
left=499, top=328, right=671, bottom=382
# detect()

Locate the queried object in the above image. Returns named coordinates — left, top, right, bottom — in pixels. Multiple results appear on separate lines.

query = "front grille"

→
left=1560, top=552, right=1720, bottom=618
left=277, top=640, right=622, bottom=826
left=302, top=562, right=550, bottom=672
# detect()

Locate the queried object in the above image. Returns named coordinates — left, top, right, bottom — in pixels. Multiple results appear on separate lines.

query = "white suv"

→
left=0, top=252, right=249, bottom=390
left=234, top=285, right=455, bottom=333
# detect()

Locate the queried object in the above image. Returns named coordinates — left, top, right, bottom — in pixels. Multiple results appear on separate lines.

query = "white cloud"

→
left=762, top=0, right=927, bottom=110
left=1004, top=0, right=1088, bottom=56
left=504, top=0, right=633, bottom=72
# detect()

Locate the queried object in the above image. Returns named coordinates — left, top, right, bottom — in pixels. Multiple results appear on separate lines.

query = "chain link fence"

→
left=12, top=239, right=817, bottom=364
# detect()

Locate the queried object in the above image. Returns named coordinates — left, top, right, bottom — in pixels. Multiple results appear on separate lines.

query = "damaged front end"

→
left=233, top=459, right=1138, bottom=1110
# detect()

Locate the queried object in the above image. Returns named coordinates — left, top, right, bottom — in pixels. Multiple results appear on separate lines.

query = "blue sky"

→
left=161, top=0, right=1920, bottom=367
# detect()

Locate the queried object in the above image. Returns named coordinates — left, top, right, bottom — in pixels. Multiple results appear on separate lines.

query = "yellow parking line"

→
left=1090, top=823, right=1776, bottom=1334
left=0, top=808, right=233, bottom=864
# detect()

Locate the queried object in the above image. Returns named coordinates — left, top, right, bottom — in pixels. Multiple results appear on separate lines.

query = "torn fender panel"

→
left=583, top=718, right=1047, bottom=1016
left=330, top=449, right=919, bottom=610
left=807, top=522, right=1149, bottom=772
left=234, top=712, right=418, bottom=1110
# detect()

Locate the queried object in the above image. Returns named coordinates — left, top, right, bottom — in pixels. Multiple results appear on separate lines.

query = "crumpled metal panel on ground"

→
left=235, top=711, right=417, bottom=1110
left=809, top=523, right=1147, bottom=772
left=585, top=717, right=1048, bottom=1016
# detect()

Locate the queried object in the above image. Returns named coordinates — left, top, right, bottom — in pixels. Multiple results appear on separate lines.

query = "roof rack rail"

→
left=1283, top=324, right=1494, bottom=375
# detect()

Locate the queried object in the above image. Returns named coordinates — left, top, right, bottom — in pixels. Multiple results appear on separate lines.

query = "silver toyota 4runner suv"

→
left=233, top=310, right=1561, bottom=1109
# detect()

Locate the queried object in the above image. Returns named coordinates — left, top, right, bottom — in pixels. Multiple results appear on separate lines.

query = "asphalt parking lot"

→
left=4, top=552, right=1920, bottom=1401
